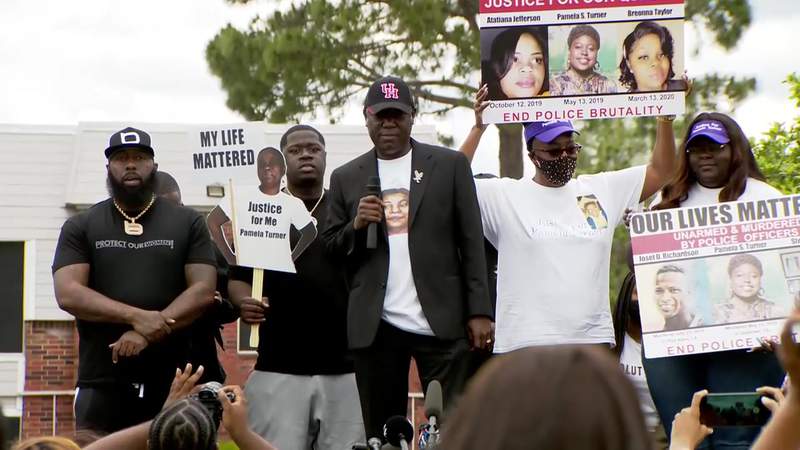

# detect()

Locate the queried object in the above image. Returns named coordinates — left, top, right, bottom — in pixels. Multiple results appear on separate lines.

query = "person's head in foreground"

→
left=12, top=437, right=81, bottom=450
left=148, top=398, right=217, bottom=450
left=441, top=345, right=651, bottom=450
left=654, top=112, right=765, bottom=209
left=524, top=120, right=581, bottom=187
left=619, top=21, right=676, bottom=92
left=489, top=27, right=548, bottom=99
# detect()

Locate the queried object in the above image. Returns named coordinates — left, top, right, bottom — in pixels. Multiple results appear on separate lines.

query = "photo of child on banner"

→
left=206, top=146, right=317, bottom=350
left=629, top=195, right=800, bottom=358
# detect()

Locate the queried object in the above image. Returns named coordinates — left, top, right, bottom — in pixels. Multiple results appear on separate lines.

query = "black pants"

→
left=353, top=321, right=471, bottom=441
left=74, top=381, right=171, bottom=434
left=643, top=349, right=784, bottom=449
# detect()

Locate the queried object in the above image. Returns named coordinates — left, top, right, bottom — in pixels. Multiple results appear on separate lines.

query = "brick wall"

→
left=21, top=321, right=77, bottom=439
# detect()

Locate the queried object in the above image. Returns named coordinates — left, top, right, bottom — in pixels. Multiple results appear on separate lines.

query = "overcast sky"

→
left=1, top=0, right=797, bottom=176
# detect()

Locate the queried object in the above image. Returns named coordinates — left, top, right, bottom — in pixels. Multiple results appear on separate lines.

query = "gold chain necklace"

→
left=113, top=194, right=156, bottom=236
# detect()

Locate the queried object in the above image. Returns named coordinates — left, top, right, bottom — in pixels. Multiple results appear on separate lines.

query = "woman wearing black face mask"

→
left=457, top=85, right=676, bottom=354
left=614, top=270, right=667, bottom=449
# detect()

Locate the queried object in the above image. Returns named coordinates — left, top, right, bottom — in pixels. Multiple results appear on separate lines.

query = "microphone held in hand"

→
left=365, top=176, right=381, bottom=249
left=384, top=415, right=414, bottom=450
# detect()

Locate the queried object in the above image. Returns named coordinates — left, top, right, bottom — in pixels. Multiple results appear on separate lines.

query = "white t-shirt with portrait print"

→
left=475, top=166, right=647, bottom=353
left=378, top=151, right=434, bottom=335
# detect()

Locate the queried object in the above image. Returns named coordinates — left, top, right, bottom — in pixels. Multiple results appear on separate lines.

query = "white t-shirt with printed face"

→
left=620, top=333, right=661, bottom=433
left=475, top=166, right=647, bottom=352
left=378, top=151, right=434, bottom=335
left=220, top=187, right=313, bottom=273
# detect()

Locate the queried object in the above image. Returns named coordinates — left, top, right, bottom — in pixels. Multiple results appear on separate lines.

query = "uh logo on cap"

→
left=381, top=82, right=400, bottom=100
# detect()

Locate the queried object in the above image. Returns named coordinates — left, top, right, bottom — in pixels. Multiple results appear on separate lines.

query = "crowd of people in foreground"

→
left=4, top=72, right=798, bottom=450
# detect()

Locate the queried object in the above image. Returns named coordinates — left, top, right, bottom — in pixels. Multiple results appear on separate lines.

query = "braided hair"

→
left=148, top=398, right=218, bottom=450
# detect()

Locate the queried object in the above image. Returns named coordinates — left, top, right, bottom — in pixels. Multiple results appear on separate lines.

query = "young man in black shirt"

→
left=52, top=127, right=217, bottom=433
left=228, top=125, right=364, bottom=450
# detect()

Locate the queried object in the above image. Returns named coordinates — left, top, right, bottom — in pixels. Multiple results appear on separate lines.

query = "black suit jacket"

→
left=323, top=139, right=493, bottom=349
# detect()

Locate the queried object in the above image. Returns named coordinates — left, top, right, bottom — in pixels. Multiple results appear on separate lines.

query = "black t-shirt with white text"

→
left=230, top=192, right=353, bottom=375
left=52, top=198, right=216, bottom=387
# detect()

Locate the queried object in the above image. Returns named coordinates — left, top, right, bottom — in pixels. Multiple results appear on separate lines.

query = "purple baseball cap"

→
left=687, top=120, right=730, bottom=145
left=524, top=120, right=579, bottom=145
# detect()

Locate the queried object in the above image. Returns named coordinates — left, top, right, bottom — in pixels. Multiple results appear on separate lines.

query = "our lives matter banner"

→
left=479, top=0, right=685, bottom=124
left=630, top=195, right=800, bottom=358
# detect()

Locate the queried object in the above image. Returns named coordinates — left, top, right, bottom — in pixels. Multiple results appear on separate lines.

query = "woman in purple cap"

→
left=644, top=112, right=784, bottom=449
left=459, top=86, right=675, bottom=356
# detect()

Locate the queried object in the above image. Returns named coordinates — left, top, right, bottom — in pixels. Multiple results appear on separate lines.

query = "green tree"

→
left=753, top=73, right=800, bottom=194
left=206, top=0, right=754, bottom=179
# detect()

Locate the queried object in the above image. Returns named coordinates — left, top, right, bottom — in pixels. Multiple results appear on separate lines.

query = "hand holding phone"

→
left=671, top=390, right=713, bottom=450
left=700, top=392, right=772, bottom=427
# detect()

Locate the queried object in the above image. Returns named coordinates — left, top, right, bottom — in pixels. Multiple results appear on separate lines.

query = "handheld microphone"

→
left=365, top=176, right=381, bottom=249
left=384, top=415, right=413, bottom=450
left=420, top=380, right=443, bottom=448
left=425, top=380, right=443, bottom=427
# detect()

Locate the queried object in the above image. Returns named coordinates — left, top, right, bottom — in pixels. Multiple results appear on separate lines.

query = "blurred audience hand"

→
left=669, top=389, right=713, bottom=450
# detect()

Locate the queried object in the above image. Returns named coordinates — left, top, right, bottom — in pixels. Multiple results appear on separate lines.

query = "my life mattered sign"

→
left=630, top=195, right=800, bottom=358
left=187, top=123, right=267, bottom=185
left=479, top=0, right=685, bottom=124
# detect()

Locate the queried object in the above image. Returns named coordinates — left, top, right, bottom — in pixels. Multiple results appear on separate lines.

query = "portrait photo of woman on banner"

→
left=714, top=253, right=787, bottom=324
left=481, top=26, right=549, bottom=100
left=548, top=24, right=618, bottom=96
left=618, top=20, right=687, bottom=92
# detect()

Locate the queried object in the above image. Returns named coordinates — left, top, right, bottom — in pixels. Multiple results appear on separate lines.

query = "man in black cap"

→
left=323, top=76, right=494, bottom=441
left=52, top=127, right=217, bottom=433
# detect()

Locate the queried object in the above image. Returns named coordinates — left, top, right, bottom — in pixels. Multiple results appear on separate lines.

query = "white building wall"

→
left=1, top=122, right=438, bottom=320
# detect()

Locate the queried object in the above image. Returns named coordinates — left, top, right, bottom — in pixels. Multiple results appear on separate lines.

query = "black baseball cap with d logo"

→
left=364, top=76, right=416, bottom=115
left=104, top=127, right=155, bottom=159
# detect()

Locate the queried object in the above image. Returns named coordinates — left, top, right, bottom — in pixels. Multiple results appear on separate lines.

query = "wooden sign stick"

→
left=229, top=179, right=263, bottom=348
